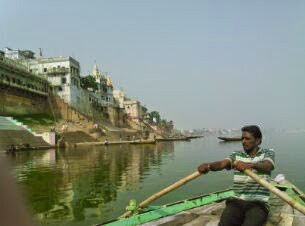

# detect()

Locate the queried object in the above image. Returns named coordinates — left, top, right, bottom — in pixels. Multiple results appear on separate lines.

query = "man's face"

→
left=242, top=131, right=260, bottom=153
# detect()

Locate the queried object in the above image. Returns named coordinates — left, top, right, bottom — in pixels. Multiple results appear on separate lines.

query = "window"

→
left=58, top=86, right=63, bottom=91
left=44, top=68, right=47, bottom=72
left=62, top=77, right=66, bottom=84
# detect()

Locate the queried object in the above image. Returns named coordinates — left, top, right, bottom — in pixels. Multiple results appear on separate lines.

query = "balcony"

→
left=45, top=68, right=69, bottom=75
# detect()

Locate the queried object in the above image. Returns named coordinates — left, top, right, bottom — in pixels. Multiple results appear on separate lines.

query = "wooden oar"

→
left=120, top=171, right=201, bottom=218
left=243, top=168, right=305, bottom=215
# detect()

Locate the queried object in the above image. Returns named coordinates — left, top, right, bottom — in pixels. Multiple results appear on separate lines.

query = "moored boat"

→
left=100, top=179, right=305, bottom=226
left=130, top=139, right=157, bottom=145
left=6, top=145, right=52, bottom=153
left=156, top=137, right=190, bottom=142
left=218, top=136, right=242, bottom=141
left=186, top=135, right=204, bottom=139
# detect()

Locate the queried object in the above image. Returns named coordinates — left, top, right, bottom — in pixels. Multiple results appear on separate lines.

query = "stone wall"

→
left=48, top=95, right=91, bottom=122
left=49, top=95, right=128, bottom=128
left=0, top=85, right=51, bottom=116
left=107, top=106, right=127, bottom=127
left=0, top=85, right=128, bottom=129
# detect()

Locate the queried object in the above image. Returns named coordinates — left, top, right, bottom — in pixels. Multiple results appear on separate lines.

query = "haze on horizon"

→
left=1, top=0, right=305, bottom=130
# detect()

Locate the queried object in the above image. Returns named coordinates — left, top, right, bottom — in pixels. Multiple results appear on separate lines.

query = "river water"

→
left=3, top=131, right=305, bottom=225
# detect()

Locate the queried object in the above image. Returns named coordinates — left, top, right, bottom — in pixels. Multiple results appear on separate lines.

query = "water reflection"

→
left=8, top=142, right=174, bottom=224
left=8, top=132, right=305, bottom=225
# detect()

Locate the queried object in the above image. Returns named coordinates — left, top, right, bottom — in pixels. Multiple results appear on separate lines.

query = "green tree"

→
left=141, top=106, right=148, bottom=114
left=80, top=75, right=98, bottom=91
left=149, top=111, right=161, bottom=124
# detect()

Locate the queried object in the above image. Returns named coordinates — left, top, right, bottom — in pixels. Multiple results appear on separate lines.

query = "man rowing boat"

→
left=197, top=125, right=275, bottom=226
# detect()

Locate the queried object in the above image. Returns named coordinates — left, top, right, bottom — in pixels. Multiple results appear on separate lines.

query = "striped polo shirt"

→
left=226, top=148, right=275, bottom=203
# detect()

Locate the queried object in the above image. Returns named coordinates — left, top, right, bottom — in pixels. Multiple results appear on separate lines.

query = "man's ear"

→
left=256, top=138, right=261, bottom=145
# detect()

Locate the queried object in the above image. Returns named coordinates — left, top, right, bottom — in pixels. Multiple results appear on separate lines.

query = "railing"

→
left=0, top=80, right=48, bottom=96
left=44, top=68, right=69, bottom=75
left=0, top=56, right=28, bottom=72
left=0, top=57, right=45, bottom=79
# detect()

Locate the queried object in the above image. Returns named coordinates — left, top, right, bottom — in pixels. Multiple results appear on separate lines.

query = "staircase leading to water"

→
left=0, top=116, right=51, bottom=151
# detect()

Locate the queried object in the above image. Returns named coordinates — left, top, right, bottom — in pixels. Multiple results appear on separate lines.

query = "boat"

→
left=100, top=179, right=305, bottom=226
left=130, top=139, right=157, bottom=145
left=186, top=135, right=204, bottom=139
left=156, top=137, right=190, bottom=142
left=218, top=136, right=242, bottom=141
left=6, top=144, right=52, bottom=153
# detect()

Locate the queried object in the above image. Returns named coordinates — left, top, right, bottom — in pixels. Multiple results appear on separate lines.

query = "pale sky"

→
left=1, top=0, right=305, bottom=129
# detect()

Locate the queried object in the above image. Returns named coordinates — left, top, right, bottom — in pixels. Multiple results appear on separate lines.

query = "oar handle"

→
left=120, top=171, right=201, bottom=218
left=243, top=168, right=305, bottom=215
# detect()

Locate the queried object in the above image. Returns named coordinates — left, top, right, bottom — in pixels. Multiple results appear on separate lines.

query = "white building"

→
left=25, top=56, right=81, bottom=106
left=4, top=47, right=35, bottom=60
left=113, top=89, right=125, bottom=108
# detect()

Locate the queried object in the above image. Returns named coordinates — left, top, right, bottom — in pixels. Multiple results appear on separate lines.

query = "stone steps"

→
left=0, top=116, right=50, bottom=151
left=61, top=131, right=97, bottom=144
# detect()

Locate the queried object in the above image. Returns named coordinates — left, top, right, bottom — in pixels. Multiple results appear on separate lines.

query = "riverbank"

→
left=0, top=113, right=173, bottom=150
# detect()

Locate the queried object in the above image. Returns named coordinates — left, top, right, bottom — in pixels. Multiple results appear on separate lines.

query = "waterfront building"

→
left=4, top=47, right=81, bottom=104
left=25, top=56, right=81, bottom=105
left=0, top=49, right=49, bottom=96
left=123, top=99, right=144, bottom=123
left=4, top=47, right=35, bottom=60
left=3, top=47, right=103, bottom=117
left=113, top=89, right=125, bottom=108
left=0, top=49, right=51, bottom=115
left=92, top=64, right=114, bottom=106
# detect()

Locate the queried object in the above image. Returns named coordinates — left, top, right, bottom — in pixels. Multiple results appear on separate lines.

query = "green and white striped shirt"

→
left=226, top=148, right=275, bottom=203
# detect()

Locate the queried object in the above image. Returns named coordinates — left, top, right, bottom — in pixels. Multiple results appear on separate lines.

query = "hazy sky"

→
left=1, top=1, right=305, bottom=129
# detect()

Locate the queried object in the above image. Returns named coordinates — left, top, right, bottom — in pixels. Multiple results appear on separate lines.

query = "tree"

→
left=149, top=111, right=161, bottom=124
left=80, top=75, right=98, bottom=92
left=141, top=106, right=148, bottom=114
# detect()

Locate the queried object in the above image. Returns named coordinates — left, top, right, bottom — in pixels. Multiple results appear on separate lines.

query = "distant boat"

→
left=130, top=139, right=157, bottom=144
left=156, top=137, right=190, bottom=142
left=186, top=135, right=204, bottom=139
left=217, top=136, right=242, bottom=141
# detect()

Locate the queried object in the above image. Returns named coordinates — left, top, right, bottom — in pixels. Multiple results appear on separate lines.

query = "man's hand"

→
left=234, top=161, right=254, bottom=172
left=197, top=163, right=210, bottom=174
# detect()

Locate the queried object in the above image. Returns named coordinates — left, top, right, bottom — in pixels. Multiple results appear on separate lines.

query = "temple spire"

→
left=92, top=63, right=100, bottom=80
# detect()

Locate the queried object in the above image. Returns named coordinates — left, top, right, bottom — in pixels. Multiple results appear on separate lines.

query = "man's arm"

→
left=234, top=160, right=274, bottom=174
left=197, top=159, right=231, bottom=174
left=253, top=160, right=274, bottom=173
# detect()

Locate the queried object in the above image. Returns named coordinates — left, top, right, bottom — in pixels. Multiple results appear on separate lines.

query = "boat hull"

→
left=101, top=180, right=305, bottom=226
left=130, top=139, right=157, bottom=145
left=217, top=136, right=242, bottom=141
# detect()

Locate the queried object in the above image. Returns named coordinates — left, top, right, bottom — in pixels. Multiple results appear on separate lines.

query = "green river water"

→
left=4, top=131, right=305, bottom=225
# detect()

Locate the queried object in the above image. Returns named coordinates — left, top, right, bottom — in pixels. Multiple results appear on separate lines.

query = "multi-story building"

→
left=123, top=99, right=144, bottom=123
left=4, top=47, right=81, bottom=107
left=0, top=49, right=49, bottom=96
left=113, top=89, right=125, bottom=108
left=0, top=49, right=51, bottom=115
left=4, top=47, right=35, bottom=60
left=25, top=56, right=81, bottom=105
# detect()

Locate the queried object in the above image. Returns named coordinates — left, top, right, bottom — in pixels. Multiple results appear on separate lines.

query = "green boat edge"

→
left=100, top=182, right=305, bottom=226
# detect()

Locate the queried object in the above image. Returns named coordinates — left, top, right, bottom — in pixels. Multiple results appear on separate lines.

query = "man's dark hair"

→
left=241, top=125, right=262, bottom=140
